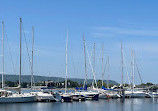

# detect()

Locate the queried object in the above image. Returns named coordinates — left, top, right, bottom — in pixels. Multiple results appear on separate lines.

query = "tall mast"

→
left=102, top=44, right=104, bottom=87
left=83, top=33, right=87, bottom=86
left=19, top=18, right=22, bottom=89
left=121, top=41, right=123, bottom=85
left=92, top=43, right=95, bottom=88
left=132, top=50, right=135, bottom=90
left=31, top=26, right=34, bottom=89
left=107, top=56, right=109, bottom=89
left=2, top=21, right=4, bottom=89
left=131, top=49, right=132, bottom=91
left=65, top=32, right=68, bottom=93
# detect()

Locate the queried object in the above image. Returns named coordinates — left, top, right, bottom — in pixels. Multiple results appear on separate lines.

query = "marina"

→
left=1, top=0, right=158, bottom=111
left=0, top=17, right=158, bottom=105
left=0, top=18, right=158, bottom=103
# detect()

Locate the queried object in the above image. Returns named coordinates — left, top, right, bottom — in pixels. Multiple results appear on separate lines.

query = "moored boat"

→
left=0, top=19, right=37, bottom=103
left=0, top=90, right=36, bottom=103
left=72, top=92, right=85, bottom=101
left=60, top=93, right=73, bottom=102
left=80, top=91, right=99, bottom=100
left=60, top=32, right=73, bottom=102
left=31, top=91, right=57, bottom=102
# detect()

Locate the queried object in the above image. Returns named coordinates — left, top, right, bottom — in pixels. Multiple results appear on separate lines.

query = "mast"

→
left=131, top=49, right=133, bottom=92
left=83, top=33, right=87, bottom=87
left=65, top=32, right=68, bottom=93
left=19, top=18, right=22, bottom=90
left=132, top=50, right=135, bottom=91
left=92, top=43, right=95, bottom=88
left=31, top=26, right=34, bottom=89
left=2, top=21, right=4, bottom=89
left=107, top=56, right=109, bottom=89
left=131, top=49, right=135, bottom=92
left=102, top=44, right=104, bottom=87
left=121, top=41, right=123, bottom=85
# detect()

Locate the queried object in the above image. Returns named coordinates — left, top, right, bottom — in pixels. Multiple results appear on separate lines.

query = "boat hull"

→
left=130, top=93, right=146, bottom=98
left=60, top=93, right=72, bottom=102
left=61, top=96, right=72, bottom=102
left=145, top=92, right=158, bottom=98
left=0, top=96, right=36, bottom=103
left=125, top=91, right=146, bottom=98
left=72, top=95, right=85, bottom=101
left=84, top=94, right=99, bottom=100
left=31, top=92, right=57, bottom=102
left=37, top=96, right=56, bottom=102
left=99, top=93, right=108, bottom=99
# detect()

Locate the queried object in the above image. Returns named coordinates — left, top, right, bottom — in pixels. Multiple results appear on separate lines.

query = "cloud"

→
left=95, top=26, right=158, bottom=37
left=91, top=32, right=114, bottom=38
left=125, top=42, right=158, bottom=54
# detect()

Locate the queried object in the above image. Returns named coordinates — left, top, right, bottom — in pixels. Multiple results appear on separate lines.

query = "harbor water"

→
left=1, top=98, right=158, bottom=111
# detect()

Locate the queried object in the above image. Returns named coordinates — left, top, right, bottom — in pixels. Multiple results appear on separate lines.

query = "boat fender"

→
left=61, top=99, right=64, bottom=102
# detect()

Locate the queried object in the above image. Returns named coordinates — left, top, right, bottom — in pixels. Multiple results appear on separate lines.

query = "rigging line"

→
left=83, top=55, right=91, bottom=86
left=96, top=48, right=102, bottom=81
left=83, top=48, right=93, bottom=87
left=94, top=46, right=102, bottom=87
left=3, top=23, right=17, bottom=75
left=102, top=56, right=109, bottom=87
left=83, top=60, right=91, bottom=87
left=22, top=24, right=32, bottom=73
left=33, top=54, right=39, bottom=87
left=135, top=57, right=143, bottom=84
left=102, top=56, right=108, bottom=85
left=98, top=50, right=102, bottom=76
left=122, top=50, right=131, bottom=86
left=88, top=48, right=95, bottom=87
left=106, top=56, right=110, bottom=88
left=85, top=42, right=98, bottom=89
left=92, top=43, right=95, bottom=88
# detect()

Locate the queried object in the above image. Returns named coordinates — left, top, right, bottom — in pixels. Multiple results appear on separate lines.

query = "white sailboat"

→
left=30, top=26, right=57, bottom=102
left=98, top=44, right=109, bottom=99
left=72, top=34, right=101, bottom=101
left=72, top=34, right=99, bottom=101
left=146, top=91, right=158, bottom=98
left=106, top=56, right=120, bottom=99
left=96, top=44, right=121, bottom=99
left=0, top=18, right=36, bottom=103
left=79, top=35, right=99, bottom=100
left=60, top=32, right=72, bottom=102
left=125, top=50, right=145, bottom=98
left=31, top=91, right=57, bottom=102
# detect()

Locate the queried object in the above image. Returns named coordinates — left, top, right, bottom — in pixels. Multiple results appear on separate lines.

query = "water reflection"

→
left=1, top=98, right=158, bottom=111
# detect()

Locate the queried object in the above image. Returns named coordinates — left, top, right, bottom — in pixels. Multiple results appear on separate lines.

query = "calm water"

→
left=1, top=98, right=158, bottom=111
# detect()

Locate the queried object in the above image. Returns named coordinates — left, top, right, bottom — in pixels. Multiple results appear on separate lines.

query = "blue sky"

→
left=0, top=0, right=158, bottom=84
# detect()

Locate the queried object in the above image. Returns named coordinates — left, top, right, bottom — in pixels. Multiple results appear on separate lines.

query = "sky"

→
left=0, top=0, right=158, bottom=84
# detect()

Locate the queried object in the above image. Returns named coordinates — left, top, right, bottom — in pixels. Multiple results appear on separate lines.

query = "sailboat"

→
left=130, top=51, right=145, bottom=98
left=29, top=26, right=57, bottom=102
left=76, top=35, right=99, bottom=100
left=0, top=19, right=36, bottom=103
left=101, top=56, right=120, bottom=99
left=97, top=44, right=112, bottom=99
left=124, top=50, right=145, bottom=98
left=71, top=33, right=90, bottom=102
left=60, top=32, right=73, bottom=102
left=145, top=91, right=158, bottom=98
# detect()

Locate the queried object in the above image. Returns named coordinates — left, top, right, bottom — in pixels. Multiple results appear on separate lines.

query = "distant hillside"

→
left=0, top=74, right=118, bottom=85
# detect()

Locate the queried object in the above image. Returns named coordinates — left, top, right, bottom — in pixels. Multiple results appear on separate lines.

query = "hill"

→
left=0, top=74, right=119, bottom=85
